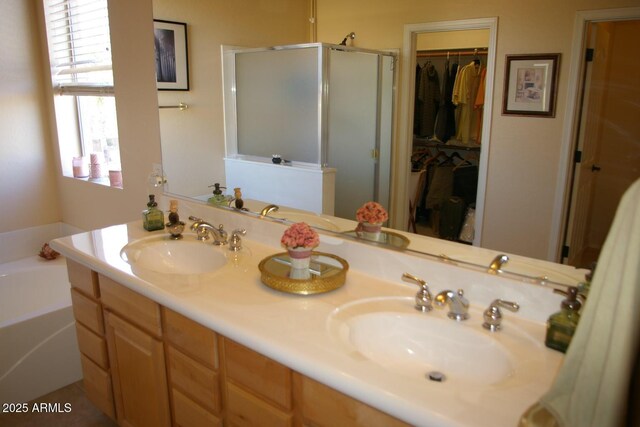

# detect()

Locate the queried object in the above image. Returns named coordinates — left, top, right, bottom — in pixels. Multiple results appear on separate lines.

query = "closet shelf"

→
left=413, top=137, right=481, bottom=151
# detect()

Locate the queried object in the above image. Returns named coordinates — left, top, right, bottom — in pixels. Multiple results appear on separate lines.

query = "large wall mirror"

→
left=153, top=1, right=640, bottom=288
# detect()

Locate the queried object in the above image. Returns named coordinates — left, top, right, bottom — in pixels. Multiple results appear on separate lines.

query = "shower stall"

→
left=222, top=43, right=396, bottom=219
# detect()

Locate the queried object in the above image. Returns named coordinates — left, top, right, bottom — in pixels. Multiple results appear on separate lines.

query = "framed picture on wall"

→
left=153, top=20, right=189, bottom=91
left=502, top=53, right=560, bottom=117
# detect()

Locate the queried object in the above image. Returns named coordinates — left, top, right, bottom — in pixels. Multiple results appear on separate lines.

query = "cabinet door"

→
left=105, top=311, right=171, bottom=427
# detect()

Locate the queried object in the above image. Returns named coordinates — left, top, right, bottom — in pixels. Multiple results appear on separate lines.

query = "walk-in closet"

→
left=409, top=30, right=489, bottom=244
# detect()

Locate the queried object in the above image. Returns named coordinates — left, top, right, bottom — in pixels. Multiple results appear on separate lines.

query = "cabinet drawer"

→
left=80, top=354, right=115, bottom=420
left=173, top=388, right=222, bottom=427
left=163, top=308, right=217, bottom=369
left=75, top=322, right=109, bottom=369
left=222, top=338, right=292, bottom=411
left=99, top=274, right=162, bottom=336
left=226, top=383, right=292, bottom=427
left=168, top=346, right=221, bottom=415
left=297, top=375, right=409, bottom=427
left=71, top=288, right=104, bottom=334
left=66, top=259, right=99, bottom=298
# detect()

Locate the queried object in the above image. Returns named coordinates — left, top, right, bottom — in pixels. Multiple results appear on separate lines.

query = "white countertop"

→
left=51, top=208, right=564, bottom=427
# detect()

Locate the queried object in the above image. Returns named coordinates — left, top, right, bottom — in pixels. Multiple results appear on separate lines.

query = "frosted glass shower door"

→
left=235, top=48, right=320, bottom=164
left=328, top=50, right=380, bottom=219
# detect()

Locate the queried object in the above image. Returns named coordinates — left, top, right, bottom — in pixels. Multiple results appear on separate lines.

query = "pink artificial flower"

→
left=281, top=222, right=320, bottom=249
left=355, top=201, right=388, bottom=224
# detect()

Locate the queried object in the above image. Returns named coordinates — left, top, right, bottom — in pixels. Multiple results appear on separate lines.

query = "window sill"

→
left=64, top=175, right=123, bottom=189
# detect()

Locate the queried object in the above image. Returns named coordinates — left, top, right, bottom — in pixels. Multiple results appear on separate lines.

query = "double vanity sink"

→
left=52, top=208, right=564, bottom=427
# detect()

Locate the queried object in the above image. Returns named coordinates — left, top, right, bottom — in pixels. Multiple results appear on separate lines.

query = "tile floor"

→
left=0, top=381, right=117, bottom=427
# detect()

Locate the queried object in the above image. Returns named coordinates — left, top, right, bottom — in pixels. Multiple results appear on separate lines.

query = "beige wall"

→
left=316, top=0, right=640, bottom=259
left=0, top=0, right=61, bottom=233
left=153, top=0, right=310, bottom=198
left=36, top=0, right=163, bottom=231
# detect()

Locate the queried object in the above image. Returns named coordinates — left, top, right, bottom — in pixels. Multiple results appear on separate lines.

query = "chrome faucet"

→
left=260, top=204, right=280, bottom=216
left=488, top=254, right=509, bottom=274
left=482, top=299, right=520, bottom=331
left=401, top=273, right=433, bottom=312
left=434, top=289, right=469, bottom=320
left=189, top=216, right=228, bottom=245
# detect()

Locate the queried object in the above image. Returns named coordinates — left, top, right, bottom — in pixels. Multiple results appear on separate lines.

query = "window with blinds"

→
left=45, top=0, right=114, bottom=94
left=43, top=0, right=122, bottom=187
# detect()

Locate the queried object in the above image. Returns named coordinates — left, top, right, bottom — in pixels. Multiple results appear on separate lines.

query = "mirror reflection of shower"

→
left=339, top=32, right=356, bottom=46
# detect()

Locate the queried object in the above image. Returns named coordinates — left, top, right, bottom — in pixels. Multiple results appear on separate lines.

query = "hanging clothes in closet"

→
left=433, top=59, right=458, bottom=143
left=451, top=60, right=484, bottom=144
left=415, top=62, right=441, bottom=138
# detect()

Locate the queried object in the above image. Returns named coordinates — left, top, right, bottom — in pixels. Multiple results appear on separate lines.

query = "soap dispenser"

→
left=143, top=194, right=165, bottom=231
left=545, top=286, right=582, bottom=353
left=207, top=183, right=229, bottom=206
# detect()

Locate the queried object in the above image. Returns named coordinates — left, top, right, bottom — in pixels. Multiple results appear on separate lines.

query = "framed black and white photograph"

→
left=153, top=20, right=189, bottom=91
left=502, top=53, right=560, bottom=117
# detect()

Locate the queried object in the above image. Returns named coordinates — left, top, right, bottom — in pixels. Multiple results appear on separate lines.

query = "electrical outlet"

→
left=151, top=163, right=163, bottom=176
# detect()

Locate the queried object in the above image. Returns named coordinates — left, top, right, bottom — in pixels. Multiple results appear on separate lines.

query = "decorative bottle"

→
left=142, top=194, right=165, bottom=231
left=545, top=286, right=582, bottom=353
left=233, top=187, right=244, bottom=210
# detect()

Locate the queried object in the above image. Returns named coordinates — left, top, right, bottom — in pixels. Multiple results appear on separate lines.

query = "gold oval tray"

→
left=258, top=251, right=348, bottom=295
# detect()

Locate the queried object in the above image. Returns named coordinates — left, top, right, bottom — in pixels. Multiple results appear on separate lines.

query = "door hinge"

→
left=562, top=245, right=570, bottom=258
left=585, top=48, right=594, bottom=62
left=371, top=148, right=379, bottom=159
left=574, top=150, right=582, bottom=163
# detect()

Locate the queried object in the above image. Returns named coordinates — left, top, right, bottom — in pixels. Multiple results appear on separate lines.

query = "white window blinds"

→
left=44, top=0, right=114, bottom=95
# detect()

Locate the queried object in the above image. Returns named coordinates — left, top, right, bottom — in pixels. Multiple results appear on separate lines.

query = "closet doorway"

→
left=410, top=30, right=489, bottom=243
left=398, top=18, right=498, bottom=247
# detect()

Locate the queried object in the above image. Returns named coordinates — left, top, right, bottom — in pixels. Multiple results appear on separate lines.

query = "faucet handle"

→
left=402, top=273, right=433, bottom=312
left=435, top=289, right=469, bottom=321
left=229, top=229, right=246, bottom=252
left=482, top=299, right=519, bottom=331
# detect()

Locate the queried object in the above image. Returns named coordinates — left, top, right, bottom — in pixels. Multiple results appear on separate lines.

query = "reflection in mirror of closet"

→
left=412, top=48, right=487, bottom=244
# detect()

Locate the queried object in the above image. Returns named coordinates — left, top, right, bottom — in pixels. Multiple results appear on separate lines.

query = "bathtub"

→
left=0, top=224, right=83, bottom=404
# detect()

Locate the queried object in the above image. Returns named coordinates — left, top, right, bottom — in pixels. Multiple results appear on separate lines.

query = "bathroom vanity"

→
left=51, top=199, right=568, bottom=427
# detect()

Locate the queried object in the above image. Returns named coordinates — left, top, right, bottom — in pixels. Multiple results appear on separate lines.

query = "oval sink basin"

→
left=120, top=234, right=228, bottom=276
left=347, top=312, right=512, bottom=385
left=327, top=296, right=558, bottom=388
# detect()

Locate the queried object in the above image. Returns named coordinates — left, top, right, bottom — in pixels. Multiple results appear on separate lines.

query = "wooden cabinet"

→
left=164, top=308, right=222, bottom=427
left=104, top=311, right=171, bottom=427
left=220, top=337, right=294, bottom=427
left=67, top=262, right=408, bottom=427
left=100, top=278, right=170, bottom=427
left=295, top=374, right=411, bottom=427
left=66, top=261, right=115, bottom=419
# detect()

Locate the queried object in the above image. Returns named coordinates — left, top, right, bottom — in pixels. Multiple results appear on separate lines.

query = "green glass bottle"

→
left=545, top=286, right=582, bottom=353
left=142, top=194, right=165, bottom=231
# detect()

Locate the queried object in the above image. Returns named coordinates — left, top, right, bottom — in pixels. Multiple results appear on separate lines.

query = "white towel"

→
left=520, top=178, right=640, bottom=426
